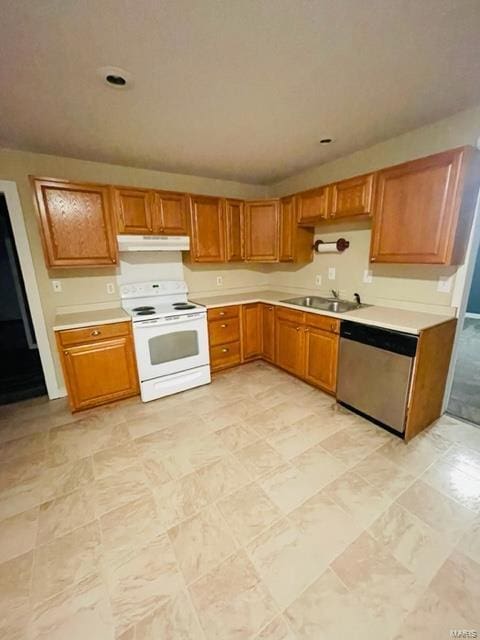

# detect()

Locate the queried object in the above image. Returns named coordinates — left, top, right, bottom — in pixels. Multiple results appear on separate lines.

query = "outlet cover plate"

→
left=328, top=267, right=336, bottom=281
left=52, top=280, right=62, bottom=293
left=216, top=276, right=223, bottom=287
left=437, top=276, right=452, bottom=293
left=363, top=269, right=373, bottom=284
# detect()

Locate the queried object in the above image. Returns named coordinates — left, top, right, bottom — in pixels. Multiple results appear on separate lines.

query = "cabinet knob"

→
left=63, top=350, right=69, bottom=356
left=371, top=257, right=376, bottom=262
left=268, top=306, right=273, bottom=310
left=296, top=326, right=301, bottom=331
left=221, top=323, right=227, bottom=328
left=91, top=330, right=101, bottom=336
left=330, top=213, right=335, bottom=218
left=221, top=347, right=229, bottom=353
left=219, top=311, right=225, bottom=316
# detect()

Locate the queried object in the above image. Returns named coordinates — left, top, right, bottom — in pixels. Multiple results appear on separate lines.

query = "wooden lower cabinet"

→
left=207, top=305, right=242, bottom=372
left=261, top=304, right=275, bottom=362
left=274, top=308, right=305, bottom=377
left=303, top=326, right=338, bottom=393
left=56, top=322, right=139, bottom=412
left=242, top=303, right=262, bottom=360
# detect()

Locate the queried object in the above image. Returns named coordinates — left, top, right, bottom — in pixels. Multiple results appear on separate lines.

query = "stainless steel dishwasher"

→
left=337, top=321, right=418, bottom=435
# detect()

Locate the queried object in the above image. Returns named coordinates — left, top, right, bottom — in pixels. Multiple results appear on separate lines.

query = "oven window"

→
left=148, top=330, right=199, bottom=365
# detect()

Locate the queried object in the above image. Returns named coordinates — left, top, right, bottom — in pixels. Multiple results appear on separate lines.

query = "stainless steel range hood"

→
left=117, top=235, right=190, bottom=252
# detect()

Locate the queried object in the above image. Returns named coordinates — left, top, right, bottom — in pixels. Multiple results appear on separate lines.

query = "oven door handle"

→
left=133, top=313, right=205, bottom=328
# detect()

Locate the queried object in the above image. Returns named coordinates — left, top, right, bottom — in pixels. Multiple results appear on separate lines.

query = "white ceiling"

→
left=1, top=0, right=480, bottom=184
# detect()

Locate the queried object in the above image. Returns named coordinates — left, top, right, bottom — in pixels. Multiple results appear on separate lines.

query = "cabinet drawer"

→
left=304, top=313, right=340, bottom=334
left=210, top=341, right=241, bottom=370
left=209, top=318, right=240, bottom=346
left=57, top=321, right=131, bottom=347
left=275, top=306, right=305, bottom=325
left=207, top=305, right=240, bottom=321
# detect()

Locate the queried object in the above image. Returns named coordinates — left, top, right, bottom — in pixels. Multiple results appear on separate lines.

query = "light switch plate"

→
left=52, top=280, right=62, bottom=293
left=106, top=283, right=115, bottom=294
left=363, top=269, right=373, bottom=284
left=216, top=276, right=223, bottom=287
left=328, top=267, right=336, bottom=281
left=437, top=276, right=452, bottom=293
left=315, top=274, right=322, bottom=287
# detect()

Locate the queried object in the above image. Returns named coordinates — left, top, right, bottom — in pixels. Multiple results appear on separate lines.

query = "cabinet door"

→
left=156, top=191, right=188, bottom=234
left=330, top=173, right=375, bottom=220
left=275, top=313, right=304, bottom=376
left=32, top=178, right=118, bottom=267
left=296, top=186, right=330, bottom=224
left=60, top=336, right=139, bottom=411
left=225, top=199, right=244, bottom=261
left=189, top=195, right=225, bottom=262
left=370, top=149, right=466, bottom=264
left=245, top=200, right=279, bottom=262
left=242, top=303, right=262, bottom=360
left=114, top=187, right=154, bottom=234
left=279, top=196, right=295, bottom=261
left=261, top=304, right=275, bottom=362
left=304, top=326, right=338, bottom=394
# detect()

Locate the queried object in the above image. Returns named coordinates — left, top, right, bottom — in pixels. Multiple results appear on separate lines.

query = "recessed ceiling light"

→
left=320, top=138, right=333, bottom=144
left=97, top=66, right=133, bottom=89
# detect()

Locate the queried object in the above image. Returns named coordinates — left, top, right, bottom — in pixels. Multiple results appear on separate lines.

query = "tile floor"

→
left=0, top=361, right=480, bottom=639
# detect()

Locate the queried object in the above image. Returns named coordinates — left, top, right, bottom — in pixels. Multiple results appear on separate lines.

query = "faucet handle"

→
left=330, top=289, right=340, bottom=299
left=353, top=292, right=361, bottom=305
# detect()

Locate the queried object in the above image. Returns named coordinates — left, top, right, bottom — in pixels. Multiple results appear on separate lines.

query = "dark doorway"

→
left=0, top=194, right=46, bottom=404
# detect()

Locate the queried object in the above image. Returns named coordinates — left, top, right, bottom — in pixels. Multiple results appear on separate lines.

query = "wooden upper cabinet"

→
left=279, top=196, right=313, bottom=263
left=303, top=326, right=338, bottom=394
left=296, top=186, right=330, bottom=224
left=370, top=147, right=478, bottom=265
left=188, top=195, right=225, bottom=262
left=242, top=303, right=262, bottom=360
left=330, top=173, right=375, bottom=220
left=114, top=187, right=154, bottom=234
left=225, top=199, right=244, bottom=261
left=155, top=191, right=188, bottom=234
left=245, top=200, right=279, bottom=262
left=32, top=178, right=118, bottom=268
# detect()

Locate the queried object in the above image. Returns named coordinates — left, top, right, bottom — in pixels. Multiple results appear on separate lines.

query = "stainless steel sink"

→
left=281, top=295, right=366, bottom=313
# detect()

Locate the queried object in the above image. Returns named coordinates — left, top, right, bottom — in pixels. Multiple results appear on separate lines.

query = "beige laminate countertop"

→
left=53, top=307, right=130, bottom=331
left=191, top=290, right=455, bottom=335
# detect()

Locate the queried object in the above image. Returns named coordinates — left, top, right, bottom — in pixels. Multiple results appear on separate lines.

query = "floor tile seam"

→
left=346, top=453, right=421, bottom=501
left=390, top=491, right=472, bottom=546
left=417, top=466, right=480, bottom=516
left=436, top=444, right=480, bottom=481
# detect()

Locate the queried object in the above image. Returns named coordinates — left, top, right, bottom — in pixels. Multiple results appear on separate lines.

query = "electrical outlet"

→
left=363, top=269, right=373, bottom=284
left=437, top=276, right=452, bottom=293
left=216, top=276, right=223, bottom=287
left=328, top=267, right=336, bottom=281
left=315, top=274, right=322, bottom=287
left=52, top=280, right=62, bottom=293
left=106, top=283, right=115, bottom=294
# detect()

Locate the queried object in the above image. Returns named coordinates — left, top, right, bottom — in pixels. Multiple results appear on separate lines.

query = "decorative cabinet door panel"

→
left=156, top=191, right=188, bottom=234
left=245, top=200, right=279, bottom=262
left=330, top=173, right=375, bottom=219
left=225, top=199, right=244, bottom=261
left=242, top=303, right=262, bottom=360
left=33, top=179, right=118, bottom=267
left=261, top=304, right=275, bottom=362
left=114, top=188, right=154, bottom=234
left=189, top=195, right=225, bottom=262
left=304, top=327, right=338, bottom=393
left=296, top=186, right=330, bottom=224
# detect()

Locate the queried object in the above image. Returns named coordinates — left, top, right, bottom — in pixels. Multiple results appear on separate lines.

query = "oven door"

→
left=132, top=313, right=209, bottom=381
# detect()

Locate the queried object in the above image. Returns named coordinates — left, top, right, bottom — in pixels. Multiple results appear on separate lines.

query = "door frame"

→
left=0, top=180, right=60, bottom=399
left=443, top=187, right=480, bottom=412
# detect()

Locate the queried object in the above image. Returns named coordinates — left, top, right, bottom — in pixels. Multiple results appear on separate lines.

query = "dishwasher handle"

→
left=340, top=320, right=418, bottom=358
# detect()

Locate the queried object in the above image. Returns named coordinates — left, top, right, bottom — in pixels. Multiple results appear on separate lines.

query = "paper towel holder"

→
left=313, top=238, right=350, bottom=253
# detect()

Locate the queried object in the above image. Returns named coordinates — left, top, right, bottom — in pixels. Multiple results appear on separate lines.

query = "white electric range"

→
left=120, top=280, right=211, bottom=402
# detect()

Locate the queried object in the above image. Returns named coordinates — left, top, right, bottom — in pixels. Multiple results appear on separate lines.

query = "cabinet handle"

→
left=296, top=326, right=301, bottom=331
left=91, top=330, right=101, bottom=336
left=371, top=257, right=376, bottom=262
left=221, top=323, right=227, bottom=328
left=330, top=213, right=335, bottom=218
left=219, top=311, right=225, bottom=316
left=63, top=350, right=69, bottom=356
left=268, top=306, right=273, bottom=310
left=221, top=347, right=229, bottom=353
left=304, top=327, right=309, bottom=332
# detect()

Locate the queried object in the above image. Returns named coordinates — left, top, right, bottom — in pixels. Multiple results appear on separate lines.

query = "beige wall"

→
left=271, top=104, right=480, bottom=196
left=0, top=148, right=268, bottom=391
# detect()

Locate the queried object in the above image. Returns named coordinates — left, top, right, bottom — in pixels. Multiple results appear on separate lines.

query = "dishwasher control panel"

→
left=340, top=321, right=418, bottom=357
